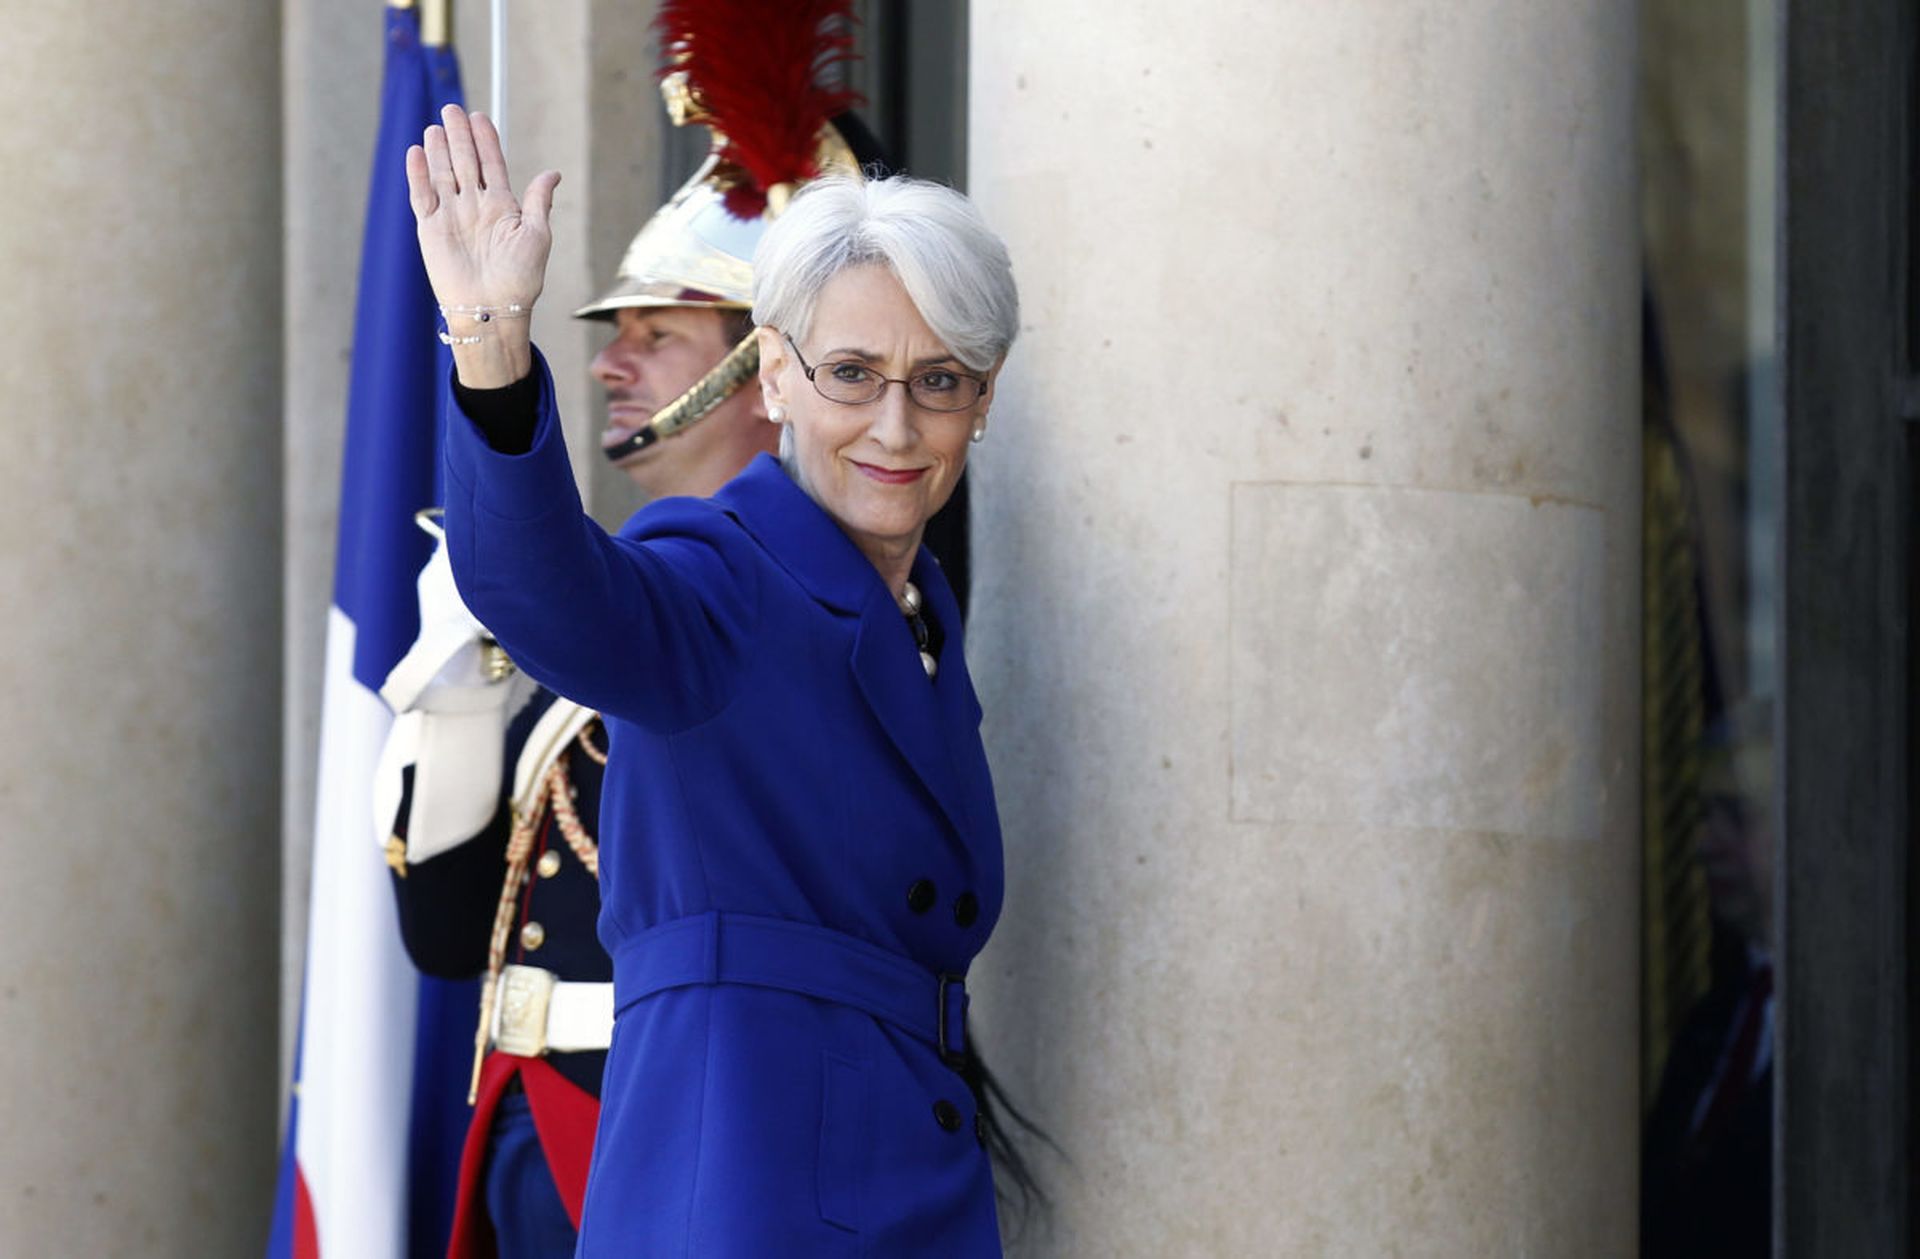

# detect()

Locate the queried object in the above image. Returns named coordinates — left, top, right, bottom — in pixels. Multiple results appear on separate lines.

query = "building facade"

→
left=0, top=1, right=1909, bottom=1253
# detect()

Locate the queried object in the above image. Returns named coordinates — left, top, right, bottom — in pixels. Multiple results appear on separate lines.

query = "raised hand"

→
left=406, top=105, right=561, bottom=387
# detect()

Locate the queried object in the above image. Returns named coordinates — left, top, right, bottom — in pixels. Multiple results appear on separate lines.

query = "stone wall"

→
left=0, top=2, right=283, bottom=1252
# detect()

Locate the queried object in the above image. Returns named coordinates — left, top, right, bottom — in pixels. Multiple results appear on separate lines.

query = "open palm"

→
left=406, top=104, right=561, bottom=313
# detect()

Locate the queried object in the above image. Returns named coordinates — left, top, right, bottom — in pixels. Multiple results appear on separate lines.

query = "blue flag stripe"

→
left=334, top=8, right=458, bottom=695
left=271, top=9, right=478, bottom=1258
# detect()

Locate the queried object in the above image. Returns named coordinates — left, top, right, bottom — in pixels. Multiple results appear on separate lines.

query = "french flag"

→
left=268, top=8, right=474, bottom=1257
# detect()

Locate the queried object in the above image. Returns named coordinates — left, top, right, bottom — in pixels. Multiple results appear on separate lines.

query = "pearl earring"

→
left=769, top=405, right=786, bottom=424
left=970, top=424, right=986, bottom=444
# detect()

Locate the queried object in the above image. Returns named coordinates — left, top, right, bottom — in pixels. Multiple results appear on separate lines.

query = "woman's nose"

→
left=867, top=384, right=918, bottom=450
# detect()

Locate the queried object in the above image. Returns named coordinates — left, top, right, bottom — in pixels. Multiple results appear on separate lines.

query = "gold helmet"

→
left=571, top=151, right=760, bottom=319
left=583, top=0, right=867, bottom=461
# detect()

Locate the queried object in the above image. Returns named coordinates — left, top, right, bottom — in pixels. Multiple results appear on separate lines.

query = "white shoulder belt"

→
left=511, top=697, right=598, bottom=818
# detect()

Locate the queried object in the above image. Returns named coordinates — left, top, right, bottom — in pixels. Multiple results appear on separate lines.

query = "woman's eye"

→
left=829, top=363, right=872, bottom=384
left=916, top=371, right=959, bottom=393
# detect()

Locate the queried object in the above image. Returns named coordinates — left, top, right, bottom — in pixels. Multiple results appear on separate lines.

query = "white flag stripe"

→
left=295, top=607, right=421, bottom=1257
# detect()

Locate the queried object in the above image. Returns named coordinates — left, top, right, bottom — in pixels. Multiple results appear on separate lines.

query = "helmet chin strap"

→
left=599, top=333, right=762, bottom=465
left=601, top=424, right=662, bottom=465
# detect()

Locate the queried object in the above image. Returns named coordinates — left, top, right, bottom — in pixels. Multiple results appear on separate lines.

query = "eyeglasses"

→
left=784, top=334, right=988, bottom=413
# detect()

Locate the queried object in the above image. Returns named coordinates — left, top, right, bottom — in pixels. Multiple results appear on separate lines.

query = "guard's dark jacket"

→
left=391, top=686, right=611, bottom=1097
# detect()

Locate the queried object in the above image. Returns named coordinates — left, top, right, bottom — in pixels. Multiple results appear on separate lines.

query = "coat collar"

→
left=712, top=454, right=879, bottom=616
left=713, top=454, right=980, bottom=837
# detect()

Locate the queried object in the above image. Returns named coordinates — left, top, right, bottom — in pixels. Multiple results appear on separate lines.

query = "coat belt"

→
left=612, top=911, right=969, bottom=1065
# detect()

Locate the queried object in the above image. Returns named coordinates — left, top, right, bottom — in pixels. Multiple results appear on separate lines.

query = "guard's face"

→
left=592, top=306, right=772, bottom=499
left=759, top=265, right=997, bottom=571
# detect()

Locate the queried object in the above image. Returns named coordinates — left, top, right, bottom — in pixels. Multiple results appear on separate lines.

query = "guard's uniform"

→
left=386, top=683, right=612, bottom=1255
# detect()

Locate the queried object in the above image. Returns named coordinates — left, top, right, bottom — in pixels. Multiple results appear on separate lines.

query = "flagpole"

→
left=490, top=0, right=508, bottom=151
left=415, top=0, right=452, bottom=49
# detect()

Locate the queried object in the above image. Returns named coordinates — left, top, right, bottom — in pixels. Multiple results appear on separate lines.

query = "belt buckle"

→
left=936, top=972, right=968, bottom=1068
left=494, top=964, right=557, bottom=1057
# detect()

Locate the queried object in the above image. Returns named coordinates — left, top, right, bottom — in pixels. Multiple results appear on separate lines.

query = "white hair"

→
left=751, top=174, right=1019, bottom=372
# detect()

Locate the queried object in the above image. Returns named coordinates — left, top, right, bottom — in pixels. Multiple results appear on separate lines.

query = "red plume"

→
left=655, top=0, right=863, bottom=218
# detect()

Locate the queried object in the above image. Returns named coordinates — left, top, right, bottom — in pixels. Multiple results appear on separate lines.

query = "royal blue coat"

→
left=442, top=352, right=1005, bottom=1257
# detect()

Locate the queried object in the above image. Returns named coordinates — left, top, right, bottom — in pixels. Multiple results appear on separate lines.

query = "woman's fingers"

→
left=470, top=112, right=513, bottom=200
left=405, top=145, right=438, bottom=219
left=409, top=104, right=560, bottom=312
left=441, top=104, right=484, bottom=193
left=423, top=123, right=458, bottom=200
left=521, top=170, right=562, bottom=235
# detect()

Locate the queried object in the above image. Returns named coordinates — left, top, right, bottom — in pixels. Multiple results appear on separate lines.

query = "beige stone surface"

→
left=580, top=1, right=676, bottom=530
left=1230, top=483, right=1607, bottom=843
left=0, top=2, right=281, bottom=1253
left=966, top=2, right=1640, bottom=1253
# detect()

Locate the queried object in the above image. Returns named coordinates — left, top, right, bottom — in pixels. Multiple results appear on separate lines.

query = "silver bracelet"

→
left=439, top=302, right=530, bottom=322
left=438, top=302, right=530, bottom=346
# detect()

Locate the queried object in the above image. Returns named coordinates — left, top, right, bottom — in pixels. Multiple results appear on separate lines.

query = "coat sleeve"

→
left=441, top=348, right=761, bottom=729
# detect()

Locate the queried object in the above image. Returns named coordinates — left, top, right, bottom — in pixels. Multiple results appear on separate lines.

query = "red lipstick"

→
left=852, top=461, right=927, bottom=485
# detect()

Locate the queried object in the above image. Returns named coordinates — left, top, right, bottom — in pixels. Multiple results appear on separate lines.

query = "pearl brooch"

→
left=898, top=580, right=936, bottom=680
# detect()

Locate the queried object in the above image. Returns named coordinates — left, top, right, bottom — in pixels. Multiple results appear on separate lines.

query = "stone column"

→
left=966, top=3, right=1640, bottom=1254
left=0, top=3, right=282, bottom=1254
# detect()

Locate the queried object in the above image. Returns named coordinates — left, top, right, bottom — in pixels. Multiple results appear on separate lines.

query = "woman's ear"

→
left=756, top=325, right=791, bottom=411
left=973, top=356, right=1007, bottom=423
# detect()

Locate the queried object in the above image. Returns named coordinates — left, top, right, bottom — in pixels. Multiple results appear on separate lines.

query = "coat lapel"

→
left=914, top=546, right=984, bottom=742
left=849, top=577, right=973, bottom=838
left=715, top=456, right=977, bottom=837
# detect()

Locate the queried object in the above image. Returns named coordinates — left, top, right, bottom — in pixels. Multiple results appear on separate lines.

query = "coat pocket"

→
left=817, top=1051, right=869, bottom=1233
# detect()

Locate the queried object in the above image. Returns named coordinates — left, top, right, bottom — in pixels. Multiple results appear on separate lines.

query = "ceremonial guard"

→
left=372, top=12, right=882, bottom=1254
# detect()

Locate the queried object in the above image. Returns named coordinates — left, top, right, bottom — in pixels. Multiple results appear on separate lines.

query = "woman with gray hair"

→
left=408, top=104, right=1025, bottom=1255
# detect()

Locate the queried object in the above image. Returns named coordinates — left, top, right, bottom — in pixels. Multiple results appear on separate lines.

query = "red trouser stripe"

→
left=445, top=1052, right=601, bottom=1259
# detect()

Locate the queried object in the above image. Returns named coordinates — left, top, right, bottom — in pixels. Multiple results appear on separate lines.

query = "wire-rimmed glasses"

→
left=783, top=333, right=988, bottom=412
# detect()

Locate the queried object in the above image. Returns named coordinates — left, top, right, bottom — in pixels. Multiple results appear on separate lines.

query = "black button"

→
left=934, top=1099, right=963, bottom=1133
left=908, top=879, right=937, bottom=914
left=953, top=891, right=979, bottom=928
left=974, top=1112, right=987, bottom=1148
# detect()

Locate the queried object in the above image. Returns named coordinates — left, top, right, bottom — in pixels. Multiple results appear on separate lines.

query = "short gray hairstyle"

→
left=752, top=174, right=1019, bottom=372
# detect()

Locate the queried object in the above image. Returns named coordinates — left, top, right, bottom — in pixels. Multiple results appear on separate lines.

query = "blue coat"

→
left=443, top=353, right=1005, bottom=1257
